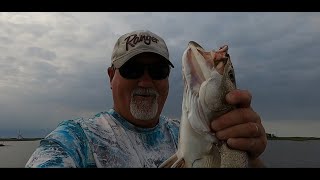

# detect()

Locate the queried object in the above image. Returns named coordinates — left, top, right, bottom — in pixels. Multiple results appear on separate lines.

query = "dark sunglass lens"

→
left=119, top=64, right=144, bottom=79
left=148, top=64, right=170, bottom=80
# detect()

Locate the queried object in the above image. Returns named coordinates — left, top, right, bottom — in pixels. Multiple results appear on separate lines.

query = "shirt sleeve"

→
left=25, top=119, right=94, bottom=168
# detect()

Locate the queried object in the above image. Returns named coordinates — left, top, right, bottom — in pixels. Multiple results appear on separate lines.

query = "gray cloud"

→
left=25, top=47, right=57, bottom=61
left=0, top=36, right=13, bottom=44
left=0, top=12, right=319, bottom=137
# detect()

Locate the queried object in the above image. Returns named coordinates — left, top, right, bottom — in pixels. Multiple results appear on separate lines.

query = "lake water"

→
left=0, top=140, right=319, bottom=168
left=260, top=140, right=320, bottom=168
left=0, top=140, right=40, bottom=168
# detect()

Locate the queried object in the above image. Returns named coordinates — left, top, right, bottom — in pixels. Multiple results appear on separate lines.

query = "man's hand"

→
left=210, top=89, right=267, bottom=167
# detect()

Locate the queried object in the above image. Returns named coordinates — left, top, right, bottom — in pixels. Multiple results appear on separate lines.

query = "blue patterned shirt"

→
left=25, top=109, right=180, bottom=168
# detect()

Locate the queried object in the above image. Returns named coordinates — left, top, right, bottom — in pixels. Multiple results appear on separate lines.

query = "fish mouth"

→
left=213, top=56, right=230, bottom=75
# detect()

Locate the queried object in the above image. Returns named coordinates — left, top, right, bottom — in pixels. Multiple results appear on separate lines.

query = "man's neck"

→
left=113, top=107, right=159, bottom=128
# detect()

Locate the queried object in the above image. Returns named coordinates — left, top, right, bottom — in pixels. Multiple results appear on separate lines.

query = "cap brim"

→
left=113, top=50, right=174, bottom=68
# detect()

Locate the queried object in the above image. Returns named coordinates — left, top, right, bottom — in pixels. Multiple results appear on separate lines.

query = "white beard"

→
left=130, top=88, right=159, bottom=121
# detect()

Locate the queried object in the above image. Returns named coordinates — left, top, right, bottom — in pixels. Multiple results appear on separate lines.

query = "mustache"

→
left=132, top=87, right=159, bottom=97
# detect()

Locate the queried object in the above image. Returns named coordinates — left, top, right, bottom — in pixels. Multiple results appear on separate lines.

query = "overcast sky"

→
left=0, top=12, right=319, bottom=137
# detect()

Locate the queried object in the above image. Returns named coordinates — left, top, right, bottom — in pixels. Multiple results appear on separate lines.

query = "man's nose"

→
left=137, top=69, right=153, bottom=87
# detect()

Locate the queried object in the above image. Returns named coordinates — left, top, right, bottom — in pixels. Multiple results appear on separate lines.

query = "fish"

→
left=159, top=41, right=248, bottom=168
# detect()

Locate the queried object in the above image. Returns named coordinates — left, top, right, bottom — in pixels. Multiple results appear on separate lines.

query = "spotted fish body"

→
left=159, top=41, right=248, bottom=168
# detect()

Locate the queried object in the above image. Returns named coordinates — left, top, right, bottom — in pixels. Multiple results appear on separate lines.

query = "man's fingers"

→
left=215, top=122, right=262, bottom=140
left=211, top=108, right=260, bottom=132
left=226, top=89, right=252, bottom=108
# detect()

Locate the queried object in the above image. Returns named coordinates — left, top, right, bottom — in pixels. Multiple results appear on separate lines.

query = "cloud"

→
left=25, top=47, right=57, bottom=61
left=0, top=12, right=319, bottom=137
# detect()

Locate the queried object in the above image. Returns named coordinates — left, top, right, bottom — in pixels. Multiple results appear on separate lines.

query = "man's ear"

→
left=107, top=67, right=115, bottom=89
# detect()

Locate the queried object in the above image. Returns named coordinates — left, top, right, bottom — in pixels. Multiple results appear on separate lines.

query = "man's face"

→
left=108, top=53, right=170, bottom=127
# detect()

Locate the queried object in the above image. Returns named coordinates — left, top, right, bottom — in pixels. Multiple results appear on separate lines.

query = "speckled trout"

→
left=159, top=41, right=248, bottom=168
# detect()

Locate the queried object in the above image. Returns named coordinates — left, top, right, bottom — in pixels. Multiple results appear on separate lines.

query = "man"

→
left=25, top=30, right=267, bottom=168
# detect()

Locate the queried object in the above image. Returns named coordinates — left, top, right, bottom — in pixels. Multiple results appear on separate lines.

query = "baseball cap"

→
left=111, top=30, right=174, bottom=68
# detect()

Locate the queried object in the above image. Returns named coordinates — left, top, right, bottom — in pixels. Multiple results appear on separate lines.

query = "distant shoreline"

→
left=267, top=137, right=320, bottom=141
left=0, top=138, right=43, bottom=142
left=0, top=138, right=43, bottom=146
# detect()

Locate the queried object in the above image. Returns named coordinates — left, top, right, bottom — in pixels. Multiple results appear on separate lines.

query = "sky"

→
left=0, top=12, right=319, bottom=138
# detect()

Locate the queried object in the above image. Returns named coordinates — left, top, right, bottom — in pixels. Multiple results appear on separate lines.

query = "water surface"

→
left=260, top=140, right=320, bottom=168
left=0, top=140, right=40, bottom=168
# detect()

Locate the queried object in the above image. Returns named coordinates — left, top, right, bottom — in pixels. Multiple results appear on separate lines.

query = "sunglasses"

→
left=116, top=62, right=171, bottom=80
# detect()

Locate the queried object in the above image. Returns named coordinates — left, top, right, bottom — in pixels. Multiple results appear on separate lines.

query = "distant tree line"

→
left=266, top=133, right=277, bottom=138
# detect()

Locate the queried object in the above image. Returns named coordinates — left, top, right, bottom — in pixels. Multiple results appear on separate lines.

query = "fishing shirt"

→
left=25, top=109, right=180, bottom=168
